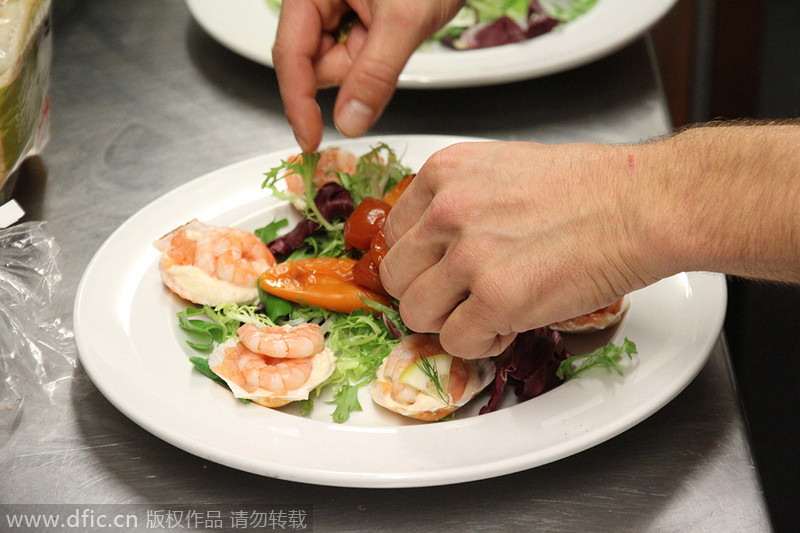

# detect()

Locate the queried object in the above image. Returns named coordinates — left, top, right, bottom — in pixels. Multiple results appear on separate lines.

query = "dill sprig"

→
left=415, top=354, right=449, bottom=404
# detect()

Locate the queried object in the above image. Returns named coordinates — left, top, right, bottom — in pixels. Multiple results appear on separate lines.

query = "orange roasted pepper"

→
left=258, top=257, right=390, bottom=314
left=381, top=174, right=414, bottom=206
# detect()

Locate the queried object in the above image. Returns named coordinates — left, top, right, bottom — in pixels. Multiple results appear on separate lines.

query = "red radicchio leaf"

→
left=462, top=16, right=526, bottom=49
left=381, top=311, right=404, bottom=340
left=525, top=14, right=559, bottom=39
left=267, top=182, right=354, bottom=259
left=443, top=1, right=560, bottom=51
left=479, top=327, right=571, bottom=415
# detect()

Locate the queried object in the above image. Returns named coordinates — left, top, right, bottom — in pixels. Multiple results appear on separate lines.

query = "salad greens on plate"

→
left=173, top=142, right=637, bottom=423
left=264, top=0, right=598, bottom=51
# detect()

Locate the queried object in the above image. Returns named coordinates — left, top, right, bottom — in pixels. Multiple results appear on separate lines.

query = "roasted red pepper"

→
left=343, top=197, right=391, bottom=251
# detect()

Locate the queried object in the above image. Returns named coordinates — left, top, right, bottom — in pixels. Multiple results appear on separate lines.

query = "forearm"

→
left=629, top=122, right=800, bottom=283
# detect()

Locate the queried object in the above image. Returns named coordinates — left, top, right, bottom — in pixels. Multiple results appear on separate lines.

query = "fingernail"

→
left=335, top=99, right=374, bottom=137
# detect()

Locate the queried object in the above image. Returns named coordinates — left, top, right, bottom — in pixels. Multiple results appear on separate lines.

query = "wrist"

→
left=625, top=124, right=800, bottom=283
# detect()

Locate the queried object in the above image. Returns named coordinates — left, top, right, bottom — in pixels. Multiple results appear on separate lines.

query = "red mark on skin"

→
left=627, top=152, right=635, bottom=172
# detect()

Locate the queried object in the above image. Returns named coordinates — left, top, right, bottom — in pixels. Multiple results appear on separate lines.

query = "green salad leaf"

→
left=258, top=287, right=295, bottom=322
left=189, top=356, right=226, bottom=385
left=542, top=0, right=598, bottom=22
left=285, top=226, right=347, bottom=261
left=254, top=218, right=288, bottom=244
left=470, top=0, right=530, bottom=24
left=189, top=356, right=251, bottom=404
left=556, top=338, right=638, bottom=381
left=338, top=143, right=410, bottom=204
left=178, top=304, right=276, bottom=352
left=318, top=309, right=399, bottom=422
left=329, top=383, right=366, bottom=423
left=262, top=151, right=337, bottom=230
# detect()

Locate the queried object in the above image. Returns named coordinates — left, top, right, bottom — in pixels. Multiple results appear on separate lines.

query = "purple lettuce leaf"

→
left=267, top=182, right=354, bottom=259
left=479, top=327, right=571, bottom=415
left=444, top=1, right=560, bottom=51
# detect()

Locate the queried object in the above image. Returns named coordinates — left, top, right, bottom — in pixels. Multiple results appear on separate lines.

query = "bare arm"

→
left=638, top=122, right=800, bottom=284
left=380, top=122, right=800, bottom=358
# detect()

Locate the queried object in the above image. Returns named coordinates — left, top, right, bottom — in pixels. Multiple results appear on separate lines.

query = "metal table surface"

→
left=2, top=1, right=770, bottom=531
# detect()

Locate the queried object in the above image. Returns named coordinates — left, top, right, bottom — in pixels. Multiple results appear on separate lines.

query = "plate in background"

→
left=185, top=0, right=678, bottom=88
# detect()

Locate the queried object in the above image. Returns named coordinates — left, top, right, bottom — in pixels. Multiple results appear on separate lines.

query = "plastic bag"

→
left=0, top=220, right=76, bottom=448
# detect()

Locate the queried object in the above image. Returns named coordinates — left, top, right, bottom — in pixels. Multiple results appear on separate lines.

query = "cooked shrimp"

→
left=192, top=227, right=273, bottom=286
left=369, top=333, right=495, bottom=422
left=213, top=342, right=313, bottom=396
left=237, top=323, right=325, bottom=359
left=383, top=334, right=468, bottom=405
left=550, top=296, right=630, bottom=333
left=154, top=220, right=275, bottom=306
left=285, top=148, right=357, bottom=209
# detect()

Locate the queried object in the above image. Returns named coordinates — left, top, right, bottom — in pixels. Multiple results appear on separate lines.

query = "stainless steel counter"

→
left=1, top=1, right=770, bottom=531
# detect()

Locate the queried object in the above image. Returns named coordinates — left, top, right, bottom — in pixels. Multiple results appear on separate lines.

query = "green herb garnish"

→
left=415, top=354, right=448, bottom=404
left=556, top=338, right=638, bottom=381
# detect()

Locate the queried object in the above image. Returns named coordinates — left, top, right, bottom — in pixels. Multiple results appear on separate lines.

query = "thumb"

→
left=333, top=18, right=421, bottom=138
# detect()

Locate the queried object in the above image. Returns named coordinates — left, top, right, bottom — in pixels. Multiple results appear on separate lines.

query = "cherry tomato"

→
left=258, top=258, right=390, bottom=314
left=343, top=198, right=391, bottom=251
left=370, top=228, right=388, bottom=267
left=353, top=249, right=388, bottom=296
left=382, top=174, right=414, bottom=206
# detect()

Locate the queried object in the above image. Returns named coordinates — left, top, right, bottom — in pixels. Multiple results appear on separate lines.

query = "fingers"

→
left=441, top=295, right=518, bottom=358
left=393, top=247, right=463, bottom=332
left=272, top=1, right=339, bottom=151
left=382, top=147, right=450, bottom=249
left=332, top=15, right=425, bottom=137
left=379, top=165, right=444, bottom=299
left=313, top=21, right=367, bottom=87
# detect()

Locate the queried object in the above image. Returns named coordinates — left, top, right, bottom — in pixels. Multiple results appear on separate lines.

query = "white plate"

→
left=185, top=0, right=678, bottom=88
left=74, top=135, right=726, bottom=488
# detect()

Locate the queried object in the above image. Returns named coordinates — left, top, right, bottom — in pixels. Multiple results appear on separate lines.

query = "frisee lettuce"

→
left=321, top=309, right=400, bottom=422
left=556, top=338, right=638, bottom=381
left=262, top=151, right=337, bottom=230
left=177, top=304, right=275, bottom=351
left=285, top=226, right=346, bottom=261
left=337, top=143, right=410, bottom=205
left=329, top=383, right=365, bottom=423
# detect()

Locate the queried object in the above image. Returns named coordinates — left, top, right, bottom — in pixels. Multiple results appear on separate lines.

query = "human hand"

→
left=379, top=141, right=664, bottom=359
left=272, top=0, right=463, bottom=152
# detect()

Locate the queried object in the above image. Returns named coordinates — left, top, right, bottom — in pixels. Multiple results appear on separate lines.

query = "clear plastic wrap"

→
left=0, top=220, right=76, bottom=448
left=0, top=0, right=51, bottom=199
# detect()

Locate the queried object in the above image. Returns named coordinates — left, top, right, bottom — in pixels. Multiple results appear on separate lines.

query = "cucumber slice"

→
left=398, top=354, right=453, bottom=397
